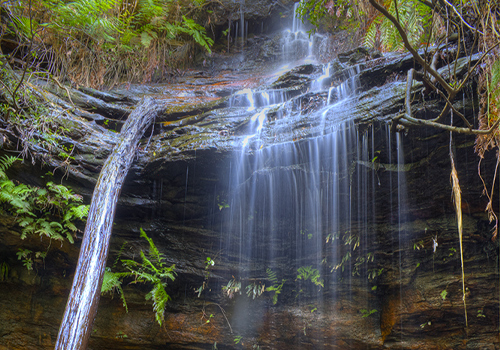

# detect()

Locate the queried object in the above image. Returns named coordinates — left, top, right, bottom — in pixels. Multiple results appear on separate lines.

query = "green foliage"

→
left=359, top=308, right=377, bottom=317
left=440, top=289, right=447, bottom=300
left=16, top=249, right=33, bottom=270
left=367, top=268, right=384, bottom=280
left=205, top=256, right=215, bottom=269
left=488, top=60, right=500, bottom=121
left=4, top=0, right=214, bottom=86
left=49, top=0, right=121, bottom=43
left=420, top=320, right=431, bottom=328
left=0, top=261, right=9, bottom=281
left=216, top=196, right=229, bottom=211
left=222, top=278, right=241, bottom=299
left=101, top=228, right=176, bottom=326
left=0, top=156, right=89, bottom=244
left=296, top=266, right=324, bottom=288
left=297, top=0, right=363, bottom=33
left=15, top=249, right=47, bottom=271
left=195, top=256, right=215, bottom=297
left=179, top=16, right=214, bottom=53
left=265, top=268, right=285, bottom=305
left=115, top=331, right=128, bottom=339
left=363, top=0, right=436, bottom=51
left=233, top=335, right=242, bottom=345
left=413, top=240, right=424, bottom=250
left=246, top=281, right=265, bottom=299
left=101, top=267, right=129, bottom=312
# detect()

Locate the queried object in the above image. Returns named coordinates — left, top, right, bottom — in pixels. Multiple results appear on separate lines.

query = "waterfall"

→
left=216, top=2, right=411, bottom=345
left=240, top=0, right=245, bottom=46
left=282, top=1, right=325, bottom=64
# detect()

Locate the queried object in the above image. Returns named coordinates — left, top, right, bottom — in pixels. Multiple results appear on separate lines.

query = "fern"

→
left=489, top=60, right=500, bottom=101
left=104, top=229, right=176, bottom=326
left=179, top=16, right=214, bottom=53
left=102, top=267, right=128, bottom=312
left=364, top=0, right=432, bottom=51
left=0, top=156, right=88, bottom=244
left=296, top=266, right=324, bottom=288
left=146, top=283, right=171, bottom=325
left=0, top=156, right=19, bottom=180
left=265, top=268, right=285, bottom=305
left=50, top=0, right=121, bottom=43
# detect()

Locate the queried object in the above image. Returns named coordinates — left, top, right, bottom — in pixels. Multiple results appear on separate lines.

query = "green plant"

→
left=246, top=281, right=265, bottom=300
left=115, top=331, right=128, bottom=339
left=296, top=266, right=324, bottom=288
left=477, top=309, right=486, bottom=318
left=16, top=249, right=33, bottom=270
left=222, top=278, right=241, bottom=299
left=440, top=289, right=447, bottom=300
left=420, top=321, right=431, bottom=329
left=101, top=228, right=176, bottom=326
left=364, top=0, right=438, bottom=51
left=205, top=257, right=215, bottom=269
left=0, top=156, right=89, bottom=244
left=233, top=335, right=242, bottom=345
left=216, top=195, right=229, bottom=211
left=101, top=267, right=128, bottom=312
left=367, top=268, right=384, bottom=281
left=0, top=261, right=9, bottom=281
left=265, top=268, right=285, bottom=305
left=413, top=240, right=424, bottom=250
left=179, top=16, right=214, bottom=53
left=205, top=313, right=214, bottom=324
left=359, top=309, right=377, bottom=318
left=195, top=256, right=216, bottom=297
left=449, top=247, right=456, bottom=256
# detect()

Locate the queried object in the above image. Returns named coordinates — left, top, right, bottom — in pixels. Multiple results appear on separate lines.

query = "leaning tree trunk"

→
left=55, top=97, right=162, bottom=350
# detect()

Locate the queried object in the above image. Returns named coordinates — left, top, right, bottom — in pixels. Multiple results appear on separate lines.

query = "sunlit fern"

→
left=50, top=0, right=121, bottom=42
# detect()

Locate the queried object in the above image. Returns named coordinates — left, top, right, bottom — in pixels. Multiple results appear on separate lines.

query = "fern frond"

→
left=266, top=268, right=277, bottom=284
left=0, top=156, right=19, bottom=176
left=146, top=282, right=170, bottom=325
left=102, top=267, right=129, bottom=312
left=363, top=22, right=378, bottom=48
left=139, top=228, right=163, bottom=262
left=139, top=250, right=160, bottom=275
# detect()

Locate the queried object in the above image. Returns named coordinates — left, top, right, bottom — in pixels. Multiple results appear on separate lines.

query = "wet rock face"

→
left=215, top=0, right=295, bottom=27
left=1, top=36, right=499, bottom=350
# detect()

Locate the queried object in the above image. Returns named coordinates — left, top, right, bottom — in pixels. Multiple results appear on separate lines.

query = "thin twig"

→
left=442, top=0, right=484, bottom=35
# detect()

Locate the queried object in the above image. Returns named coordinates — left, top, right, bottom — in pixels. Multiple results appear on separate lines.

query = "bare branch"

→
left=442, top=0, right=484, bottom=36
left=398, top=113, right=500, bottom=135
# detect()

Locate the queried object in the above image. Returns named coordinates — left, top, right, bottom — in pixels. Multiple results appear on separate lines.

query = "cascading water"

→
left=282, top=2, right=326, bottom=64
left=217, top=3, right=411, bottom=346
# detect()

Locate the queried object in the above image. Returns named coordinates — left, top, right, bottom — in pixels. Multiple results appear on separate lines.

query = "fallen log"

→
left=54, top=97, right=163, bottom=350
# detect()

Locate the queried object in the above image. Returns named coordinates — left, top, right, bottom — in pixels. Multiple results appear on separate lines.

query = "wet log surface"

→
left=54, top=97, right=164, bottom=350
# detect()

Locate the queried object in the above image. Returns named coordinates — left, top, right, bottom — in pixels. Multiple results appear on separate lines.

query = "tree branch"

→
left=442, top=0, right=484, bottom=36
left=397, top=113, right=500, bottom=135
left=368, top=0, right=454, bottom=95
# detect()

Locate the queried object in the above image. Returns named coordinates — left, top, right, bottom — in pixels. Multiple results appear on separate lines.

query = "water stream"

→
left=216, top=4, right=411, bottom=342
